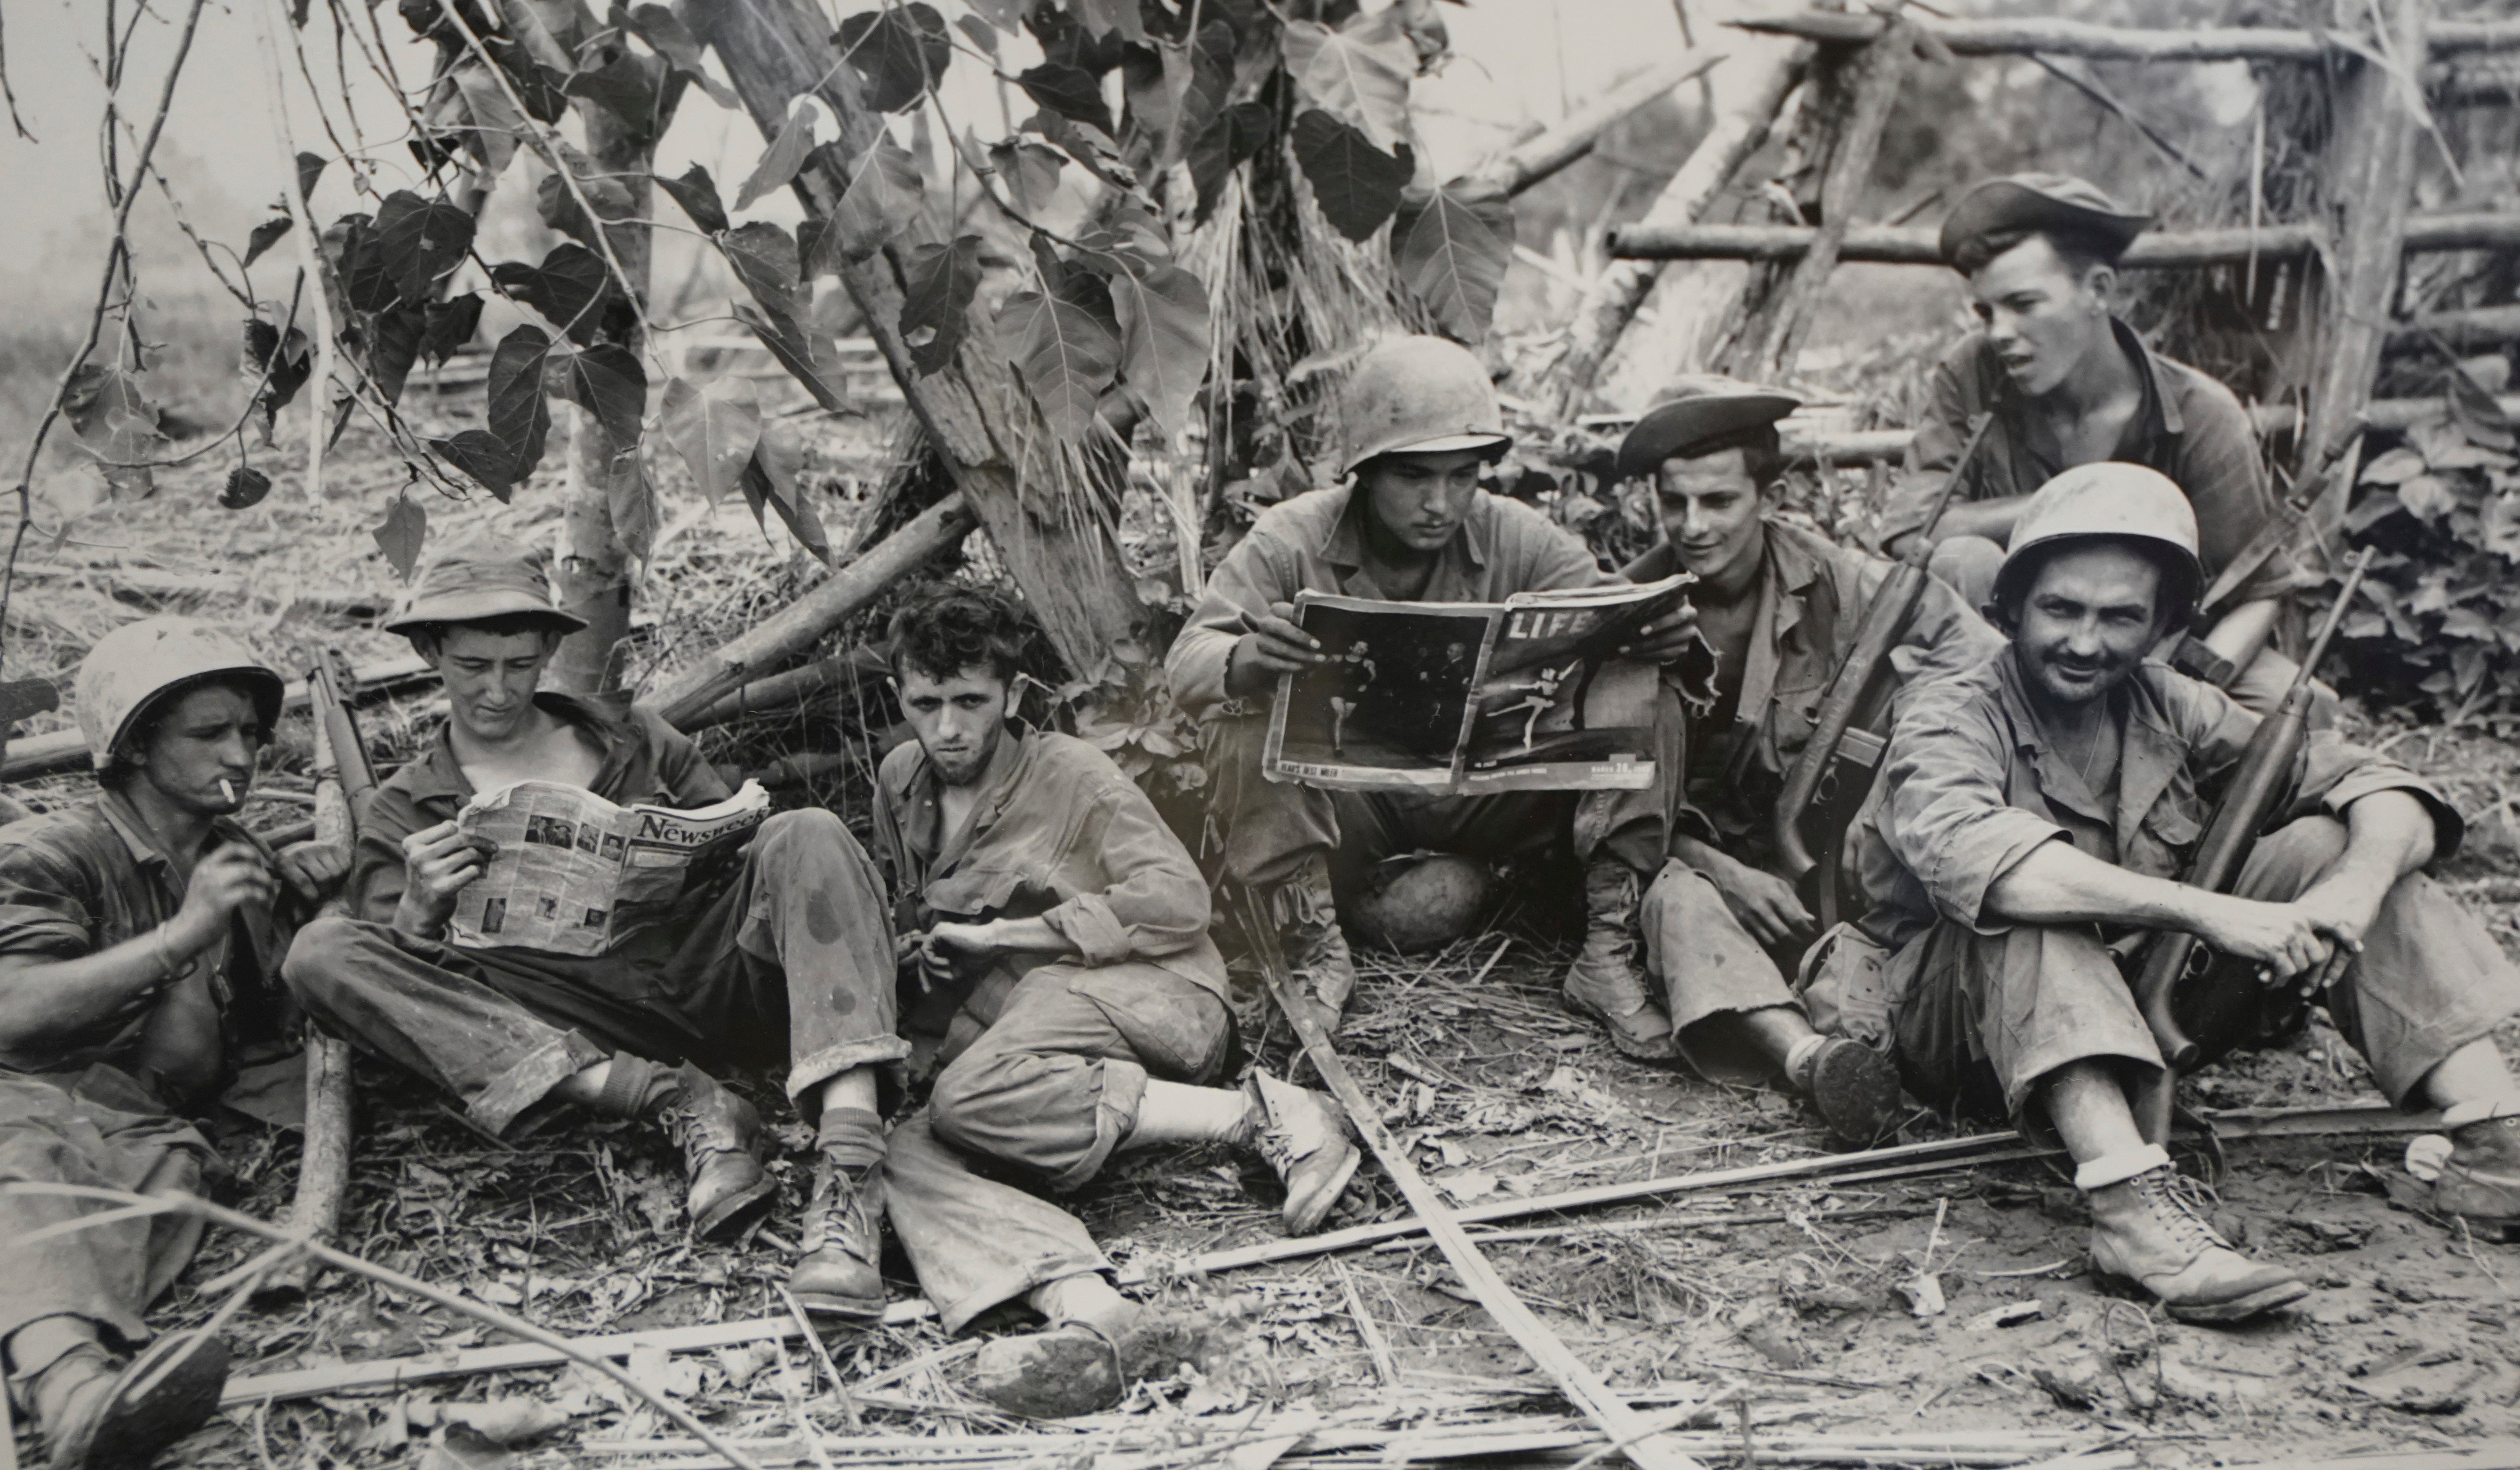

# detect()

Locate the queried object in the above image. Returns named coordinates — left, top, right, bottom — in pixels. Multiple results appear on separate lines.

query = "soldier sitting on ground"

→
left=1166, top=335, right=1701, bottom=1044
left=1611, top=381, right=2004, bottom=1139
left=872, top=586, right=1357, bottom=1419
left=1859, top=464, right=2520, bottom=1324
left=1, top=618, right=347, bottom=1469
left=1887, top=174, right=2315, bottom=715
left=280, top=543, right=903, bottom=1312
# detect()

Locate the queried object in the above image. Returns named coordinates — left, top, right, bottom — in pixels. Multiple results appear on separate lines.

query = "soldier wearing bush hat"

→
left=1606, top=379, right=2000, bottom=1139
left=1860, top=461, right=2520, bottom=1325
left=1888, top=171, right=2314, bottom=718
left=284, top=539, right=910, bottom=1315
left=0, top=616, right=354, bottom=1468
left=1165, top=334, right=1702, bottom=1043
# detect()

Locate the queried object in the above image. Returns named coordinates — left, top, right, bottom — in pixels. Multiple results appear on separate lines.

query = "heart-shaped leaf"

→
left=421, top=293, right=484, bottom=366
left=1281, top=10, right=1415, bottom=151
left=1291, top=109, right=1408, bottom=241
left=452, top=62, right=523, bottom=177
left=432, top=428, right=518, bottom=499
left=557, top=343, right=647, bottom=446
left=491, top=243, right=612, bottom=346
left=1393, top=186, right=1514, bottom=343
left=656, top=162, right=730, bottom=237
left=739, top=419, right=832, bottom=563
left=997, top=288, right=1120, bottom=441
left=900, top=235, right=984, bottom=376
left=219, top=465, right=273, bottom=510
left=295, top=151, right=328, bottom=201
left=369, top=191, right=476, bottom=308
left=1189, top=101, right=1273, bottom=224
left=1017, top=62, right=1114, bottom=138
left=1101, top=254, right=1210, bottom=439
left=720, top=221, right=805, bottom=326
left=367, top=303, right=428, bottom=407
left=834, top=3, right=952, bottom=112
left=485, top=324, right=559, bottom=493
left=735, top=96, right=823, bottom=211
left=734, top=304, right=846, bottom=413
left=2399, top=472, right=2460, bottom=521
left=563, top=51, right=669, bottom=138
left=536, top=162, right=638, bottom=254
left=242, top=318, right=313, bottom=433
left=242, top=215, right=293, bottom=270
left=989, top=138, right=1067, bottom=214
left=661, top=376, right=763, bottom=505
left=820, top=133, right=925, bottom=265
left=374, top=494, right=428, bottom=579
left=621, top=3, right=738, bottom=107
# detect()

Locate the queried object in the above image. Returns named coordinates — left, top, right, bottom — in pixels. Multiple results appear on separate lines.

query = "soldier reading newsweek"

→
left=1888, top=175, right=2314, bottom=715
left=1167, top=335, right=1700, bottom=1049
left=872, top=587, right=1357, bottom=1418
left=1611, top=381, right=2003, bottom=1139
left=281, top=544, right=903, bottom=1313
left=0, top=618, right=347, bottom=1469
left=1860, top=464, right=2520, bottom=1323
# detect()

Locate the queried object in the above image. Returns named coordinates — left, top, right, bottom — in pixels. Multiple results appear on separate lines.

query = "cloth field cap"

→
left=75, top=615, right=286, bottom=771
left=1939, top=173, right=2156, bottom=270
left=384, top=541, right=588, bottom=637
left=1337, top=335, right=1512, bottom=476
left=1615, top=376, right=1802, bottom=482
left=1993, top=462, right=2203, bottom=620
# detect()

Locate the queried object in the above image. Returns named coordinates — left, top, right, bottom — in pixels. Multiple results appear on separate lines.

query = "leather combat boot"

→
left=788, top=1154, right=887, bottom=1318
left=25, top=1332, right=228, bottom=1470
left=656, top=1063, right=775, bottom=1240
left=1246, top=1071, right=1360, bottom=1234
left=1785, top=1035, right=1903, bottom=1145
left=1279, top=854, right=1357, bottom=1035
left=1561, top=860, right=1677, bottom=1060
left=2435, top=1111, right=2520, bottom=1241
left=2085, top=1155, right=2307, bottom=1324
left=968, top=1299, right=1206, bottom=1418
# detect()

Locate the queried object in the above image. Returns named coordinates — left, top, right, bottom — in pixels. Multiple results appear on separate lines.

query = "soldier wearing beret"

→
left=1612, top=382, right=2003, bottom=1139
left=1885, top=174, right=2315, bottom=717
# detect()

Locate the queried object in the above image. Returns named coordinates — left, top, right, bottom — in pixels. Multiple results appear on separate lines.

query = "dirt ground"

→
left=13, top=415, right=2520, bottom=1470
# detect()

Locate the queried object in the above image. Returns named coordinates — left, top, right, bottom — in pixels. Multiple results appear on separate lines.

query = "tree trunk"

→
left=696, top=0, right=1142, bottom=679
left=549, top=81, right=655, bottom=692
left=1514, top=36, right=1805, bottom=415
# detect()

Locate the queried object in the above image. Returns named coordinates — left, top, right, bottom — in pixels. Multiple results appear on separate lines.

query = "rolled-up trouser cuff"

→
left=786, top=1035, right=913, bottom=1105
left=1048, top=1056, right=1148, bottom=1194
left=2074, top=1144, right=2170, bottom=1190
left=1642, top=861, right=1799, bottom=1086
left=935, top=1251, right=1115, bottom=1335
left=472, top=1030, right=607, bottom=1135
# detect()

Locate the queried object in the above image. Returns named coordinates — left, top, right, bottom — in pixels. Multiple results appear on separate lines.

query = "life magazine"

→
left=446, top=780, right=772, bottom=956
left=1262, top=574, right=1695, bottom=795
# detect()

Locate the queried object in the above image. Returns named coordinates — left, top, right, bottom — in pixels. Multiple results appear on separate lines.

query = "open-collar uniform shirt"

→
left=1167, top=484, right=1608, bottom=720
left=874, top=727, right=1227, bottom=1000
left=1625, top=519, right=2004, bottom=869
left=349, top=692, right=728, bottom=927
left=1887, top=319, right=2312, bottom=612
left=1859, top=650, right=2459, bottom=952
left=0, top=790, right=285, bottom=1078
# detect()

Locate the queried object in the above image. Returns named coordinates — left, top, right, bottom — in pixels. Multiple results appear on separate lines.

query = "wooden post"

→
left=1517, top=35, right=1807, bottom=414
left=2299, top=0, right=2434, bottom=528
left=1724, top=22, right=1912, bottom=382
left=695, top=0, right=1142, bottom=679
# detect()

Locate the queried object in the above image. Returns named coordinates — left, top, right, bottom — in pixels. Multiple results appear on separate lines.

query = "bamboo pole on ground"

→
left=1608, top=212, right=2520, bottom=264
left=1517, top=35, right=1808, bottom=416
left=1730, top=9, right=2518, bottom=62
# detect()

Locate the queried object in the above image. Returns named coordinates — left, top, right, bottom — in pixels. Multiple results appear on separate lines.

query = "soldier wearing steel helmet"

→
left=1166, top=336, right=1700, bottom=1037
left=0, top=616, right=349, bottom=1469
left=1887, top=174, right=2316, bottom=716
left=1856, top=463, right=2520, bottom=1324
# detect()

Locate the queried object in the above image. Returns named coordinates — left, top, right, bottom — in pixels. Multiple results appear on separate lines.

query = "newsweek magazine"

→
left=1262, top=574, right=1694, bottom=795
left=445, top=780, right=772, bottom=956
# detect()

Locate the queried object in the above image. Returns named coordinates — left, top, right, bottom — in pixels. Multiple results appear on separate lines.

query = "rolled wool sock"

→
left=2073, top=1143, right=2173, bottom=1192
left=1781, top=1034, right=1829, bottom=1094
left=817, top=1107, right=887, bottom=1173
left=1126, top=1079, right=1258, bottom=1149
left=2441, top=1092, right=2520, bottom=1129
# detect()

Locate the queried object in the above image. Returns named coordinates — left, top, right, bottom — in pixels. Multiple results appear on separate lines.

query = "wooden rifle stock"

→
left=2135, top=550, right=2374, bottom=1071
left=1772, top=413, right=1993, bottom=882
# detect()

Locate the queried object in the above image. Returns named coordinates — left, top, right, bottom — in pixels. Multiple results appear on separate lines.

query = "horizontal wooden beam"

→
left=1732, top=11, right=2520, bottom=62
left=2388, top=303, right=2520, bottom=349
left=1608, top=212, right=2520, bottom=265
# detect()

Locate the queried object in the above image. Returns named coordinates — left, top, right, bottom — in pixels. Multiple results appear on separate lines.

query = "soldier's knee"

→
left=926, top=1047, right=1021, bottom=1153
left=279, top=915, right=365, bottom=996
left=1928, top=536, right=2005, bottom=610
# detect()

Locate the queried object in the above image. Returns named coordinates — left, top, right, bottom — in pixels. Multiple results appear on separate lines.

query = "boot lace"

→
left=2136, top=1167, right=2232, bottom=1255
left=801, top=1162, right=877, bottom=1259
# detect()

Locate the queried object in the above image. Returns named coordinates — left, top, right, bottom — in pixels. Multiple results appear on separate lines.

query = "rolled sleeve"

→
left=1042, top=892, right=1133, bottom=967
left=1881, top=699, right=2069, bottom=934
left=1167, top=531, right=1297, bottom=719
left=2295, top=732, right=2466, bottom=861
left=0, top=845, right=97, bottom=960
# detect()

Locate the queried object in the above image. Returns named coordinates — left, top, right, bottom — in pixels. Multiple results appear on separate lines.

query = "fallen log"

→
left=1730, top=10, right=2520, bottom=62
left=1, top=653, right=438, bottom=784
left=648, top=492, right=975, bottom=732
left=218, top=1102, right=2434, bottom=1409
left=2389, top=303, right=2520, bottom=348
left=685, top=652, right=881, bottom=732
left=1607, top=212, right=2520, bottom=265
left=1463, top=46, right=1728, bottom=197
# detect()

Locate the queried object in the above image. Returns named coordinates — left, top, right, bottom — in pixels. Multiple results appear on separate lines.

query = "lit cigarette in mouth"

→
left=219, top=779, right=238, bottom=806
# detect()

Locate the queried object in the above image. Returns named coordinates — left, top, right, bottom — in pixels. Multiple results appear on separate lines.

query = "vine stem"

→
left=2, top=1182, right=771, bottom=1470
left=0, top=0, right=211, bottom=761
left=254, top=0, right=342, bottom=506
